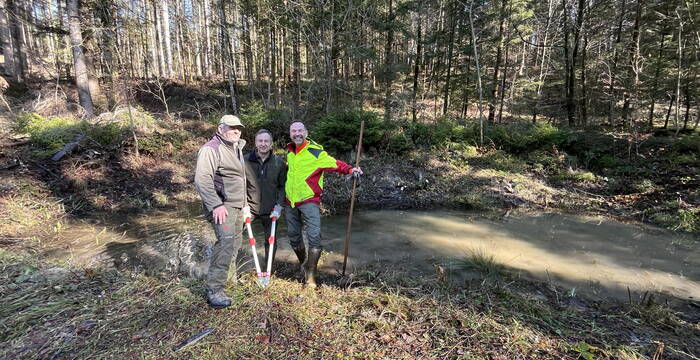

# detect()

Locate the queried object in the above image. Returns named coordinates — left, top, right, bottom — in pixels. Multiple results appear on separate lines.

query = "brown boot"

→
left=304, top=247, right=322, bottom=289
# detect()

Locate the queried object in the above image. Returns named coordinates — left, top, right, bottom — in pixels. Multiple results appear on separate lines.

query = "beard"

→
left=225, top=133, right=240, bottom=142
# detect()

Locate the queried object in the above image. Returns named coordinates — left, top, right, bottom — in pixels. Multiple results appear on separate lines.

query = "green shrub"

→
left=405, top=122, right=433, bottom=147
left=551, top=170, right=596, bottom=184
left=528, top=150, right=561, bottom=169
left=12, top=112, right=43, bottom=133
left=650, top=209, right=699, bottom=233
left=592, top=155, right=618, bottom=169
left=85, top=122, right=127, bottom=148
left=21, top=115, right=82, bottom=156
left=386, top=128, right=413, bottom=154
left=12, top=112, right=129, bottom=157
left=139, top=131, right=189, bottom=156
left=454, top=193, right=490, bottom=211
left=207, top=110, right=226, bottom=125
left=480, top=150, right=528, bottom=172
left=239, top=101, right=270, bottom=130
left=485, top=122, right=572, bottom=153
left=672, top=133, right=700, bottom=154
left=670, top=153, right=698, bottom=165
left=313, top=109, right=385, bottom=154
left=114, top=106, right=156, bottom=129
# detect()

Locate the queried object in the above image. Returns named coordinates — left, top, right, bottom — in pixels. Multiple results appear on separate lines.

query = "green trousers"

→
left=207, top=205, right=244, bottom=292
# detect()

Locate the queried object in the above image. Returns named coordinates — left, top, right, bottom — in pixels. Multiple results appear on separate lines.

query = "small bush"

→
left=238, top=101, right=270, bottom=130
left=528, top=150, right=561, bottom=169
left=631, top=179, right=657, bottom=193
left=592, top=155, right=618, bottom=169
left=313, top=109, right=385, bottom=154
left=479, top=150, right=528, bottom=172
left=485, top=122, right=572, bottom=154
left=650, top=209, right=699, bottom=233
left=18, top=114, right=82, bottom=156
left=669, top=153, right=698, bottom=165
left=85, top=122, right=127, bottom=148
left=551, top=170, right=596, bottom=184
left=386, top=128, right=413, bottom=154
left=12, top=112, right=129, bottom=157
left=672, top=133, right=700, bottom=154
left=12, top=112, right=43, bottom=133
left=454, top=193, right=490, bottom=211
left=113, top=106, right=157, bottom=130
left=139, top=131, right=189, bottom=156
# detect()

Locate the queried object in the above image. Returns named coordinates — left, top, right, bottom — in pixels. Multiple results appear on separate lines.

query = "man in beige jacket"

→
left=194, top=115, right=250, bottom=308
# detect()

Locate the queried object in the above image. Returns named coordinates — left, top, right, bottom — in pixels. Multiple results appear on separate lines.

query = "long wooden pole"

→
left=342, top=120, right=364, bottom=276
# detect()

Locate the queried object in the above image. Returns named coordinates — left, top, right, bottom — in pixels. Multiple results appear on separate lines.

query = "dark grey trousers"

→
left=285, top=202, right=322, bottom=249
left=207, top=205, right=244, bottom=292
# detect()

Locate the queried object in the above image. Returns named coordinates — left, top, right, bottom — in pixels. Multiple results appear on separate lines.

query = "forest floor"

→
left=0, top=80, right=698, bottom=359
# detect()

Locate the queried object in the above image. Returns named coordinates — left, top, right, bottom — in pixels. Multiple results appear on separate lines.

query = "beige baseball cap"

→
left=219, top=115, right=245, bottom=127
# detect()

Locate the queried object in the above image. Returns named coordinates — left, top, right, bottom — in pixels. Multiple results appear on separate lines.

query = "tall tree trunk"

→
left=497, top=41, right=509, bottom=123
left=175, top=0, right=185, bottom=80
left=621, top=0, right=642, bottom=126
left=607, top=0, right=626, bottom=125
left=383, top=0, right=394, bottom=122
left=663, top=94, right=674, bottom=129
left=674, top=14, right=683, bottom=132
left=7, top=0, right=25, bottom=81
left=468, top=0, right=485, bottom=145
left=412, top=17, right=422, bottom=123
left=153, top=1, right=165, bottom=77
left=0, top=0, right=16, bottom=80
left=292, top=6, right=301, bottom=118
left=203, top=0, right=211, bottom=77
left=683, top=80, right=691, bottom=130
left=67, top=0, right=94, bottom=117
left=533, top=0, right=555, bottom=123
left=96, top=0, right=117, bottom=108
left=243, top=10, right=253, bottom=94
left=461, top=33, right=472, bottom=118
left=221, top=0, right=238, bottom=114
left=442, top=1, right=456, bottom=116
left=271, top=23, right=279, bottom=106
left=579, top=25, right=588, bottom=126
left=647, top=32, right=666, bottom=129
left=488, top=0, right=507, bottom=124
left=161, top=0, right=173, bottom=77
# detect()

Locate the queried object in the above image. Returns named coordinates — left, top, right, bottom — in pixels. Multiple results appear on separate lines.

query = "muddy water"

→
left=315, top=210, right=700, bottom=302
left=46, top=209, right=699, bottom=302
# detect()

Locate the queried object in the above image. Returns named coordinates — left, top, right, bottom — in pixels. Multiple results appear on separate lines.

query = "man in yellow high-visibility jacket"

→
left=285, top=121, right=363, bottom=288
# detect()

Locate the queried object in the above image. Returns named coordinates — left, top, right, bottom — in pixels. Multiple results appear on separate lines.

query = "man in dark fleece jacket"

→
left=194, top=114, right=250, bottom=309
left=244, top=129, right=286, bottom=271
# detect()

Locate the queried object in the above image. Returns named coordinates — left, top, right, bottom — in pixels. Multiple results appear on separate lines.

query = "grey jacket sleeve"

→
left=194, top=147, right=223, bottom=213
left=276, top=158, right=287, bottom=206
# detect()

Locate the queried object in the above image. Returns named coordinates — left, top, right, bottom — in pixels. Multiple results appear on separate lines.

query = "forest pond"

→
left=43, top=208, right=699, bottom=303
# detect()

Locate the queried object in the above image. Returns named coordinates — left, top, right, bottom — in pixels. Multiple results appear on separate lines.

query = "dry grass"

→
left=1, top=250, right=697, bottom=359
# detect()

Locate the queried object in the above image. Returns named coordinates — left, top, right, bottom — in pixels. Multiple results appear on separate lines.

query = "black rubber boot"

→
left=292, top=243, right=306, bottom=266
left=304, top=247, right=322, bottom=289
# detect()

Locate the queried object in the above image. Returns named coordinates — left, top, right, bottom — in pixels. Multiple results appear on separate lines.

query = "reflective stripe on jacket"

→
left=285, top=140, right=352, bottom=207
